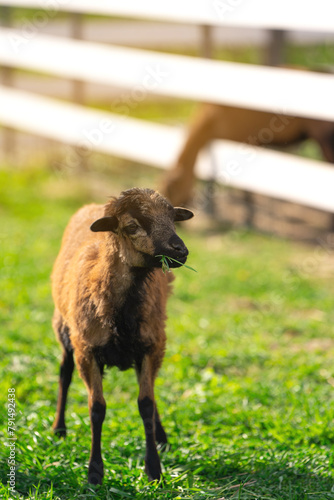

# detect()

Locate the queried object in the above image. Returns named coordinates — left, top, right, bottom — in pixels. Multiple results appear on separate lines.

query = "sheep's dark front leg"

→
left=77, top=353, right=106, bottom=485
left=137, top=356, right=163, bottom=482
left=53, top=348, right=74, bottom=437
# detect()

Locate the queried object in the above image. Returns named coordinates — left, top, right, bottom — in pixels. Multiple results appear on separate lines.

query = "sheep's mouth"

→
left=155, top=253, right=188, bottom=270
left=168, top=254, right=188, bottom=267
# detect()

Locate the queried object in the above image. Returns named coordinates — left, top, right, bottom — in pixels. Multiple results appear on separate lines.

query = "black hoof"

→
left=145, top=459, right=162, bottom=483
left=53, top=426, right=67, bottom=438
left=88, top=461, right=104, bottom=485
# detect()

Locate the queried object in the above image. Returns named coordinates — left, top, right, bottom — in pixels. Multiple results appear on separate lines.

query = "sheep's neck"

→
left=93, top=238, right=150, bottom=315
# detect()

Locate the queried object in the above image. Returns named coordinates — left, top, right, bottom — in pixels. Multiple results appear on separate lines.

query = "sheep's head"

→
left=90, top=188, right=194, bottom=269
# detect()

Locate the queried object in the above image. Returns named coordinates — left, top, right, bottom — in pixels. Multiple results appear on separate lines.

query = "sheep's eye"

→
left=124, top=223, right=138, bottom=235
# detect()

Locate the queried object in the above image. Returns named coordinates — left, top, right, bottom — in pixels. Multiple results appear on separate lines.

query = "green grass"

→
left=1, top=165, right=334, bottom=499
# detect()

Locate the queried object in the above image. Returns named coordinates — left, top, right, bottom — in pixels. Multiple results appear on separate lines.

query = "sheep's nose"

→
left=171, top=240, right=183, bottom=252
left=168, top=234, right=187, bottom=254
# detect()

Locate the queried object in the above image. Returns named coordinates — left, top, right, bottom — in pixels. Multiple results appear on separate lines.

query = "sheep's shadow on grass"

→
left=0, top=462, right=139, bottom=499
left=1, top=443, right=333, bottom=498
left=183, top=454, right=334, bottom=498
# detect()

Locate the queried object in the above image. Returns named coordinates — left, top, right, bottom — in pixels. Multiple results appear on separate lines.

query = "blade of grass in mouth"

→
left=156, top=255, right=197, bottom=273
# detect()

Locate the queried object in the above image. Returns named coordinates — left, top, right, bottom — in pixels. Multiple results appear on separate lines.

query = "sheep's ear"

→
left=174, top=207, right=194, bottom=222
left=90, top=216, right=118, bottom=233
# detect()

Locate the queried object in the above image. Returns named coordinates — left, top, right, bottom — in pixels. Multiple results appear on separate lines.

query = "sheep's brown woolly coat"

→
left=52, top=201, right=173, bottom=365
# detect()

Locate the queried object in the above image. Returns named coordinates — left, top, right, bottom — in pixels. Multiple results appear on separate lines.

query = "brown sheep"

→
left=51, top=188, right=194, bottom=485
left=161, top=103, right=334, bottom=206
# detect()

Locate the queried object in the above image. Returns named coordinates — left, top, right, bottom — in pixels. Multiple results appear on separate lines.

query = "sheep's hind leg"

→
left=53, top=347, right=74, bottom=437
left=53, top=312, right=75, bottom=437
left=77, top=352, right=106, bottom=486
left=136, top=356, right=162, bottom=482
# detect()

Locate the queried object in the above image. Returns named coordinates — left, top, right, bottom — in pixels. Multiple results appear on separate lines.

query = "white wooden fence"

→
left=0, top=0, right=334, bottom=212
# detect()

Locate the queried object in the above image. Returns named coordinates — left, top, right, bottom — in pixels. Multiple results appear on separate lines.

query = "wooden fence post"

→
left=70, top=12, right=88, bottom=170
left=70, top=12, right=85, bottom=104
left=201, top=24, right=213, bottom=59
left=0, top=5, right=16, bottom=159
left=200, top=24, right=217, bottom=215
left=267, top=29, right=286, bottom=67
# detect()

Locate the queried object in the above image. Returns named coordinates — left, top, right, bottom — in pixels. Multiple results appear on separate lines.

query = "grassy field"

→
left=0, top=164, right=334, bottom=500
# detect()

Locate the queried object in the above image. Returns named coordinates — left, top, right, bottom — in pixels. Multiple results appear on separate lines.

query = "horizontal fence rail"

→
left=1, top=29, right=334, bottom=121
left=1, top=85, right=334, bottom=213
left=1, top=0, right=334, bottom=32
